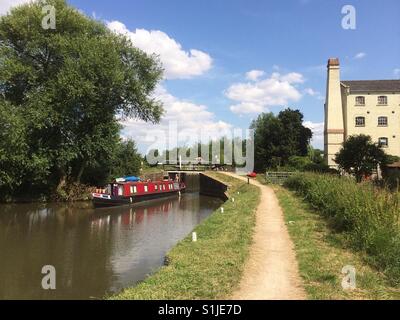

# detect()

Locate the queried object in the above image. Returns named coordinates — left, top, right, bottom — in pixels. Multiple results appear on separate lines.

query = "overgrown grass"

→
left=141, top=165, right=164, bottom=175
left=109, top=172, right=260, bottom=299
left=276, top=186, right=400, bottom=299
left=284, top=173, right=400, bottom=285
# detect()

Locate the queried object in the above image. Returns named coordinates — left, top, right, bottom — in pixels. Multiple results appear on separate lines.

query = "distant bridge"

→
left=163, top=164, right=228, bottom=172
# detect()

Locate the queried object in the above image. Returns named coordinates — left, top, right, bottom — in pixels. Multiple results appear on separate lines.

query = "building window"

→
left=355, top=96, right=365, bottom=105
left=355, top=116, right=365, bottom=127
left=378, top=137, right=388, bottom=147
left=378, top=96, right=388, bottom=105
left=144, top=185, right=148, bottom=192
left=378, top=116, right=388, bottom=126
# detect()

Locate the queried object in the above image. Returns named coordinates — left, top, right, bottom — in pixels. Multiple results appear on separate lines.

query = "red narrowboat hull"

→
left=92, top=180, right=186, bottom=207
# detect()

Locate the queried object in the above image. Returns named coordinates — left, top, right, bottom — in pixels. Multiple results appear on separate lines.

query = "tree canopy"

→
left=334, top=134, right=387, bottom=182
left=250, top=108, right=312, bottom=172
left=0, top=0, right=163, bottom=199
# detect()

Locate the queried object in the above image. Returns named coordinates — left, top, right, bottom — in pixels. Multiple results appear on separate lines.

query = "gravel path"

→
left=223, top=172, right=306, bottom=300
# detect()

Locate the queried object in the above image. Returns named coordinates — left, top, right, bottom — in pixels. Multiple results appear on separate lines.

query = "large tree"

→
left=111, top=140, right=142, bottom=178
left=334, top=134, right=387, bottom=182
left=0, top=0, right=163, bottom=196
left=250, top=108, right=312, bottom=172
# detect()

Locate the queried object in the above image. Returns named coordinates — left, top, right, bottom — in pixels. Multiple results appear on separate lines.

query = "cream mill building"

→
left=324, top=58, right=400, bottom=167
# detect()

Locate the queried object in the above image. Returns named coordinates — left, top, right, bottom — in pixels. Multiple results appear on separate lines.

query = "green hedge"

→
left=284, top=173, right=400, bottom=284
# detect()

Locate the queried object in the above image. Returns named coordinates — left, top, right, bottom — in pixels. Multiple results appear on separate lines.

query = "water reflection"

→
left=0, top=193, right=222, bottom=299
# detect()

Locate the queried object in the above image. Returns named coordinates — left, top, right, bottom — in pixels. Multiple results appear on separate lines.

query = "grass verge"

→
left=284, top=173, right=400, bottom=284
left=109, top=172, right=260, bottom=299
left=275, top=185, right=400, bottom=299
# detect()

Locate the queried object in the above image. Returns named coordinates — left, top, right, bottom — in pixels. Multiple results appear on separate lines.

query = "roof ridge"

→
left=340, top=79, right=400, bottom=92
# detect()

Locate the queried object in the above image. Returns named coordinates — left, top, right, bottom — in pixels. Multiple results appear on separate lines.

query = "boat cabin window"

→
left=130, top=185, right=137, bottom=194
left=118, top=185, right=123, bottom=196
left=155, top=184, right=158, bottom=190
left=144, top=185, right=148, bottom=192
left=163, top=185, right=166, bottom=191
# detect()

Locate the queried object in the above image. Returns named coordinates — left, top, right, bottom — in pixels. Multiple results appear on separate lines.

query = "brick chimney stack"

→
left=324, top=58, right=344, bottom=167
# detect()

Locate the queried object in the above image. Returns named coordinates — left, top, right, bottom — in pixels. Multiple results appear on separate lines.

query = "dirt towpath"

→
left=222, top=172, right=306, bottom=300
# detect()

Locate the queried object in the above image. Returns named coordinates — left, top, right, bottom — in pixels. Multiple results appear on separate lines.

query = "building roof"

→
left=341, top=80, right=400, bottom=93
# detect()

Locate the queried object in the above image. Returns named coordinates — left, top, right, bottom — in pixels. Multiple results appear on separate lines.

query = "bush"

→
left=284, top=173, right=400, bottom=284
left=303, top=162, right=334, bottom=173
left=288, top=156, right=312, bottom=171
left=382, top=170, right=400, bottom=191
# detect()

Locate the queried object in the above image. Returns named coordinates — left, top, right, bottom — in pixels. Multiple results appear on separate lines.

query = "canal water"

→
left=0, top=192, right=222, bottom=299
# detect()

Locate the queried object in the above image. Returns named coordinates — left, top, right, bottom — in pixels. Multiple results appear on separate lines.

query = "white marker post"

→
left=192, top=232, right=197, bottom=242
left=221, top=207, right=224, bottom=213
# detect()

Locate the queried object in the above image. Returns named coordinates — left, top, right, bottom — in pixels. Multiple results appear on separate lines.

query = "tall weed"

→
left=284, top=173, right=400, bottom=284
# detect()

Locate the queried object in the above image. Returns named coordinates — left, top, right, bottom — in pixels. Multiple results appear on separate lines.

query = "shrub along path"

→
left=222, top=172, right=306, bottom=300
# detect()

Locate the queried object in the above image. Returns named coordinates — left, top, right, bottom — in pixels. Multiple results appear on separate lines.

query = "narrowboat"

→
left=91, top=176, right=186, bottom=207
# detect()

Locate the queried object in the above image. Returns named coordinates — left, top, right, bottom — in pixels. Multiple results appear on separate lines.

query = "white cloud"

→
left=304, top=121, right=324, bottom=149
left=120, top=85, right=232, bottom=153
left=107, top=21, right=212, bottom=79
left=304, top=88, right=316, bottom=96
left=0, top=0, right=31, bottom=15
left=226, top=71, right=303, bottom=115
left=245, top=70, right=265, bottom=81
left=272, top=72, right=305, bottom=84
left=394, top=68, right=400, bottom=78
left=230, top=102, right=266, bottom=114
left=304, top=88, right=325, bottom=100
left=354, top=52, right=366, bottom=59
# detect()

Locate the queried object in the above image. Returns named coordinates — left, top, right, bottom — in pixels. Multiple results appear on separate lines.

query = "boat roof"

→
left=113, top=179, right=173, bottom=184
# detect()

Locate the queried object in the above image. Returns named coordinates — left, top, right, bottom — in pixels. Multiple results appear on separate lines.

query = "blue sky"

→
left=3, top=0, right=400, bottom=151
